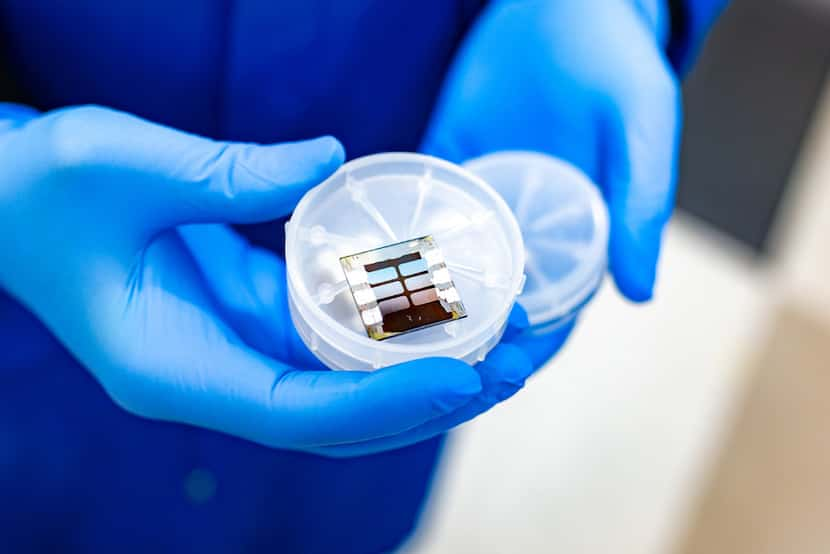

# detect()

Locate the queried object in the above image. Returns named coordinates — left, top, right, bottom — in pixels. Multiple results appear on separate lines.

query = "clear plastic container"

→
left=285, top=153, right=525, bottom=370
left=464, top=152, right=609, bottom=333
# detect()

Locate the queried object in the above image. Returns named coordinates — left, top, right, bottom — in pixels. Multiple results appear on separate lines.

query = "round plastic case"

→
left=285, top=153, right=525, bottom=370
left=464, top=152, right=609, bottom=333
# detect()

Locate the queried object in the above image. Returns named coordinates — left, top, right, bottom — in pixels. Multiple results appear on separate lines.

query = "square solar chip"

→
left=340, top=235, right=467, bottom=341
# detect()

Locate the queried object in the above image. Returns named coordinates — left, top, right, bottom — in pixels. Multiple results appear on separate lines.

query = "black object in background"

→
left=676, top=0, right=830, bottom=251
left=0, top=46, right=24, bottom=103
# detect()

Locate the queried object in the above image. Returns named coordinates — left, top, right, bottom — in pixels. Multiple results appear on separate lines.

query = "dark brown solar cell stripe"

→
left=370, top=270, right=430, bottom=289
left=370, top=266, right=434, bottom=316
left=381, top=300, right=453, bottom=333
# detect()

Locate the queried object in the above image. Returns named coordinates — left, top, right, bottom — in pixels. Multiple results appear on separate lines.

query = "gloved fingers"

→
left=602, top=53, right=681, bottom=302
left=309, top=343, right=535, bottom=457
left=266, top=358, right=483, bottom=448
left=181, top=224, right=536, bottom=371
left=310, top=318, right=574, bottom=457
left=34, top=105, right=343, bottom=233
left=89, top=225, right=484, bottom=451
left=299, top=309, right=546, bottom=457
left=106, top=335, right=482, bottom=449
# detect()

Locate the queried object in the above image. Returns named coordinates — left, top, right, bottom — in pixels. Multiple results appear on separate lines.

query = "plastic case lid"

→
left=464, top=152, right=609, bottom=329
left=285, top=153, right=525, bottom=370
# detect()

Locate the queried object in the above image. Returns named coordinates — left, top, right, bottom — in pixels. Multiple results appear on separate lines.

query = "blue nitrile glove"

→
left=0, top=104, right=566, bottom=457
left=179, top=227, right=573, bottom=457
left=422, top=0, right=683, bottom=302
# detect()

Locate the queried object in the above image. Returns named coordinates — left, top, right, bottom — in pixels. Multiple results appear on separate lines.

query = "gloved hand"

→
left=422, top=0, right=681, bottom=302
left=0, top=103, right=568, bottom=457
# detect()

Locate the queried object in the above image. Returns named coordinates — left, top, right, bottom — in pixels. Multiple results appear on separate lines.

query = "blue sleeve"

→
left=667, top=0, right=730, bottom=75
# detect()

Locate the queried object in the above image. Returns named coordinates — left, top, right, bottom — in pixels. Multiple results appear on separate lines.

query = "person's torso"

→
left=1, top=0, right=483, bottom=153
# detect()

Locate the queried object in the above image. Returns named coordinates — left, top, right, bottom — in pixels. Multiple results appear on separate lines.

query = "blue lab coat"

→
left=0, top=1, right=485, bottom=552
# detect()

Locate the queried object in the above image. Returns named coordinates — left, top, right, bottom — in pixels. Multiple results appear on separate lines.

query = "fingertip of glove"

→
left=609, top=222, right=661, bottom=303
left=310, top=135, right=346, bottom=166
left=614, top=270, right=655, bottom=303
left=390, top=358, right=482, bottom=415
left=266, top=135, right=345, bottom=183
left=483, top=343, right=534, bottom=386
left=504, top=304, right=530, bottom=340
left=423, top=357, right=483, bottom=397
left=291, top=136, right=345, bottom=181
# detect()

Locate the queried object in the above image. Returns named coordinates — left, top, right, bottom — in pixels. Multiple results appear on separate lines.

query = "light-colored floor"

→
left=677, top=305, right=830, bottom=554
left=404, top=58, right=830, bottom=554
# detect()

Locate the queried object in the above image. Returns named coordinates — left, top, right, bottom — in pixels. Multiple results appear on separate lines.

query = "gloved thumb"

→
left=39, top=106, right=344, bottom=234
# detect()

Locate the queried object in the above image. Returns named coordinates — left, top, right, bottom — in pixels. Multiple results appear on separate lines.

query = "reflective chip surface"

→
left=339, top=235, right=467, bottom=341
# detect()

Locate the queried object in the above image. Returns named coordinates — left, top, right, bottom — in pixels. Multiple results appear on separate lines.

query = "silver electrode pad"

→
left=285, top=153, right=524, bottom=370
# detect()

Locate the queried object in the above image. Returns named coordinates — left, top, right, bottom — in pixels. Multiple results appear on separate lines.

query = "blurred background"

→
left=404, top=0, right=830, bottom=552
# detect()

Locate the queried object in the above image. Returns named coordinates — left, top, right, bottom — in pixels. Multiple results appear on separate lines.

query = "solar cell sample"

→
left=339, top=235, right=467, bottom=341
